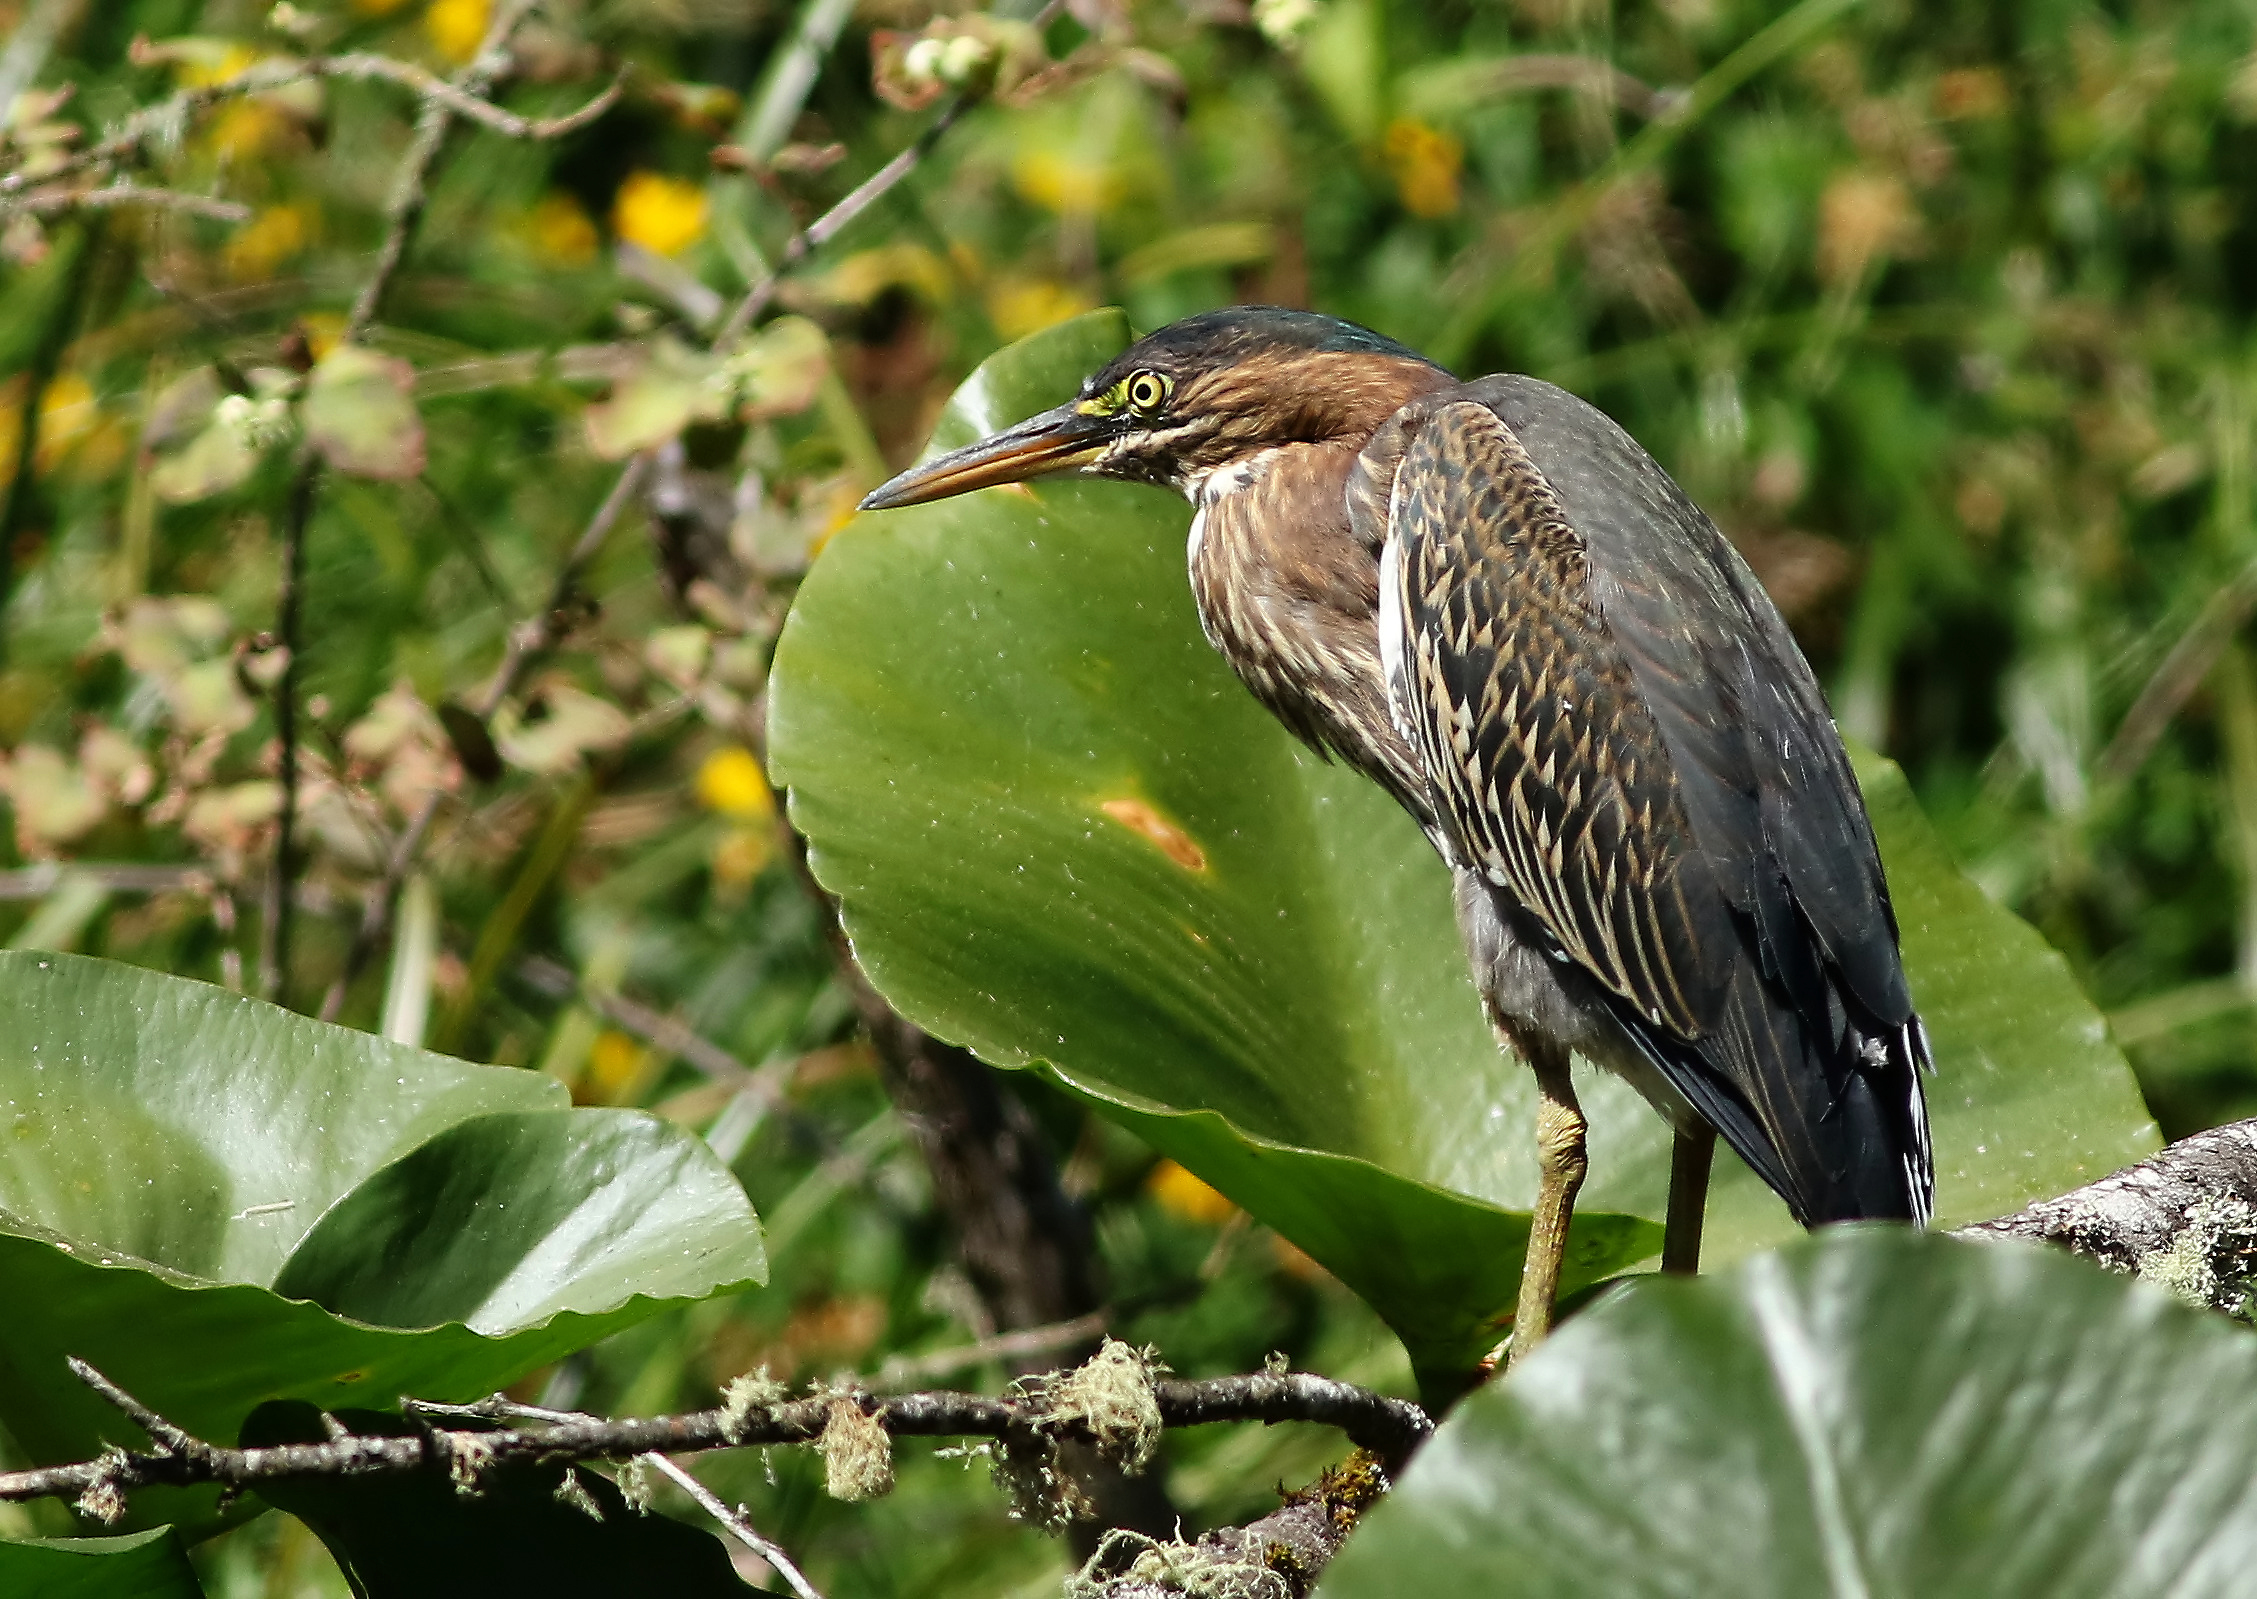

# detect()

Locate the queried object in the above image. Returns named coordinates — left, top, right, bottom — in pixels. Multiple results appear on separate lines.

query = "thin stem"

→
left=0, top=218, right=98, bottom=660
left=515, top=953, right=790, bottom=1096
left=256, top=448, right=320, bottom=1000
left=641, top=1453, right=829, bottom=1599
left=716, top=96, right=974, bottom=347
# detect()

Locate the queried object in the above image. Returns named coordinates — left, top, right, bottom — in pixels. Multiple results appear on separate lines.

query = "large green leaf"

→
left=0, top=953, right=765, bottom=1536
left=0, top=1528, right=205, bottom=1598
left=273, top=1111, right=766, bottom=1331
left=1318, top=1229, right=2257, bottom=1597
left=767, top=313, right=2155, bottom=1384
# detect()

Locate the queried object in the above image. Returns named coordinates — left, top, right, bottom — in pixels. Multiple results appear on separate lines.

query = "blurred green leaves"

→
left=1319, top=1231, right=2257, bottom=1598
left=303, top=345, right=425, bottom=481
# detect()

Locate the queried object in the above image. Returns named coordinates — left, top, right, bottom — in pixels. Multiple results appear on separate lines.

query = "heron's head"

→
left=859, top=306, right=1450, bottom=510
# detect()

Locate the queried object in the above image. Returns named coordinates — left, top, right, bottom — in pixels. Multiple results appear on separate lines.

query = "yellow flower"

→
left=1147, top=1159, right=1239, bottom=1226
left=224, top=202, right=312, bottom=282
left=805, top=478, right=864, bottom=559
left=588, top=1029, right=646, bottom=1100
left=298, top=310, right=346, bottom=362
left=173, top=43, right=262, bottom=89
left=425, top=0, right=492, bottom=63
left=985, top=277, right=1095, bottom=340
left=1012, top=149, right=1123, bottom=215
left=711, top=825, right=774, bottom=889
left=696, top=746, right=774, bottom=820
left=1383, top=118, right=1463, bottom=219
left=815, top=244, right=952, bottom=308
left=1817, top=169, right=1919, bottom=286
left=612, top=171, right=708, bottom=257
left=203, top=100, right=285, bottom=160
left=32, top=373, right=97, bottom=475
left=527, top=191, right=598, bottom=266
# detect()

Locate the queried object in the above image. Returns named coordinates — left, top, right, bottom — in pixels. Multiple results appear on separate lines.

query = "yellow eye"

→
left=1126, top=370, right=1168, bottom=413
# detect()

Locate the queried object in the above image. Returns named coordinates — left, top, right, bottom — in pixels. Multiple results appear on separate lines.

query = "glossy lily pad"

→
left=1320, top=1229, right=2257, bottom=1598
left=0, top=953, right=764, bottom=1537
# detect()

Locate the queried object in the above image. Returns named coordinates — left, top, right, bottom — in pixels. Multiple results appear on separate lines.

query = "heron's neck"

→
left=1182, top=438, right=1431, bottom=822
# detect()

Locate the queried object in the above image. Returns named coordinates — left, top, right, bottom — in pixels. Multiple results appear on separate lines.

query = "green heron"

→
left=861, top=307, right=1932, bottom=1358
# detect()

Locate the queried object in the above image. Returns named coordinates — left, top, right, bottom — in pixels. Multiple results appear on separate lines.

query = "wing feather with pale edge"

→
left=1373, top=379, right=1932, bottom=1225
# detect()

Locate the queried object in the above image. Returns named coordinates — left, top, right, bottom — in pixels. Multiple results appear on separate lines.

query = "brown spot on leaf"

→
left=1101, top=797, right=1208, bottom=871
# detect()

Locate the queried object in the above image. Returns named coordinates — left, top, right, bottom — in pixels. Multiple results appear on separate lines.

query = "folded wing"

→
left=1373, top=377, right=1931, bottom=1224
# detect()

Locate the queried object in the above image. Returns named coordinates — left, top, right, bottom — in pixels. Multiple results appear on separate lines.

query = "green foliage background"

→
left=5, top=0, right=2257, bottom=1590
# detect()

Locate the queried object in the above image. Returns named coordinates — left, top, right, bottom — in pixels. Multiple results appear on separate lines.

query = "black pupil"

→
left=1132, top=376, right=1158, bottom=407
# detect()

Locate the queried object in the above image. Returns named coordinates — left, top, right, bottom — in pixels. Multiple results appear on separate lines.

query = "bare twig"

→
left=1, top=52, right=621, bottom=203
left=874, top=1312, right=1112, bottom=1389
left=1411, top=54, right=1686, bottom=122
left=714, top=0, right=1067, bottom=346
left=345, top=2, right=541, bottom=345
left=65, top=1358, right=209, bottom=1463
left=0, top=863, right=208, bottom=898
left=641, top=1453, right=829, bottom=1599
left=2097, top=555, right=2257, bottom=782
left=4, top=183, right=250, bottom=221
left=715, top=94, right=973, bottom=347
left=514, top=952, right=793, bottom=1099
left=298, top=54, right=623, bottom=142
left=0, top=1355, right=1433, bottom=1511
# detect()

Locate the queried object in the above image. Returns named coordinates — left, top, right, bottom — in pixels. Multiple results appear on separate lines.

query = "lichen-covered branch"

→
left=1065, top=1454, right=1391, bottom=1599
left=1955, top=1116, right=2257, bottom=1314
left=0, top=1347, right=1431, bottom=1520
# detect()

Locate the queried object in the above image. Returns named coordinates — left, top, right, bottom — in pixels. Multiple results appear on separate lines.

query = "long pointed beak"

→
left=859, top=403, right=1111, bottom=511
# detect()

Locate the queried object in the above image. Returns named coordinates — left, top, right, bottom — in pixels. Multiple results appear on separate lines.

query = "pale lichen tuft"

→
left=2137, top=1195, right=2257, bottom=1315
left=720, top=1366, right=789, bottom=1443
left=553, top=1467, right=604, bottom=1521
left=446, top=1432, right=500, bottom=1497
left=1040, top=1338, right=1165, bottom=1473
left=74, top=1452, right=129, bottom=1526
left=818, top=1395, right=894, bottom=1501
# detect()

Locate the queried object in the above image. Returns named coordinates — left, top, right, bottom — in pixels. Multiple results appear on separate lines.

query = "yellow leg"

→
left=1509, top=1039, right=1586, bottom=1367
left=1662, top=1123, right=1716, bottom=1276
